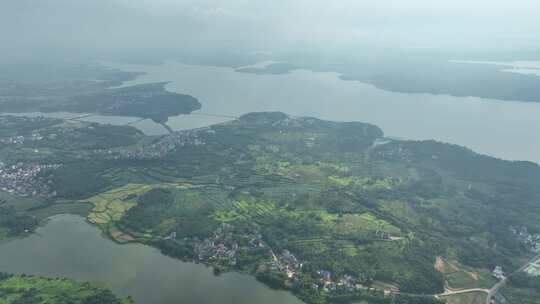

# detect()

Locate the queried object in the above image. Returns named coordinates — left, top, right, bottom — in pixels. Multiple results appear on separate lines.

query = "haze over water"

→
left=108, top=61, right=540, bottom=165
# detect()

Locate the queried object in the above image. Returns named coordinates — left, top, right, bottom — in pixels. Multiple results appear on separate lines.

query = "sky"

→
left=1, top=0, right=540, bottom=62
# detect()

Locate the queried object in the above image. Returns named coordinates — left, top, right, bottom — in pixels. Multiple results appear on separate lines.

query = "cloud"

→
left=1, top=0, right=538, bottom=62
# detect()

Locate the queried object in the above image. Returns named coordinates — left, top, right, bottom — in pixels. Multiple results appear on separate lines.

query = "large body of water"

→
left=108, top=60, right=540, bottom=164
left=0, top=215, right=303, bottom=304
left=2, top=60, right=540, bottom=304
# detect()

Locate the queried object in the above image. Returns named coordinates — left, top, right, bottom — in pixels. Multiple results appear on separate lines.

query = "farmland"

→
left=2, top=112, right=540, bottom=303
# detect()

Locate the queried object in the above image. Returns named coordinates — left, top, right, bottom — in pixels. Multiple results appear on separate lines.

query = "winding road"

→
left=484, top=253, right=540, bottom=304
left=435, top=253, right=540, bottom=304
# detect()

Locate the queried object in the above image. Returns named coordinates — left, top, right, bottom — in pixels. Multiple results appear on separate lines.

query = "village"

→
left=188, top=224, right=366, bottom=296
left=98, top=128, right=207, bottom=160
left=194, top=223, right=239, bottom=266
left=0, top=132, right=44, bottom=145
left=510, top=225, right=540, bottom=254
left=312, top=270, right=365, bottom=294
left=267, top=249, right=302, bottom=279
left=0, top=161, right=59, bottom=197
left=159, top=220, right=371, bottom=296
left=376, top=144, right=413, bottom=162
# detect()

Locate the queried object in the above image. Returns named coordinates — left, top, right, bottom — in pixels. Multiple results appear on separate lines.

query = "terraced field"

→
left=85, top=184, right=153, bottom=225
left=86, top=183, right=194, bottom=225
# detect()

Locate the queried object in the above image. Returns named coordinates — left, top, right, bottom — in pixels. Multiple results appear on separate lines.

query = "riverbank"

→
left=0, top=214, right=305, bottom=304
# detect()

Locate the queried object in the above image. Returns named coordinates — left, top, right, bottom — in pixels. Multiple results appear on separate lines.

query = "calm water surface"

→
left=108, top=60, right=540, bottom=164
left=0, top=215, right=303, bottom=304
left=2, top=112, right=168, bottom=136
left=2, top=60, right=540, bottom=303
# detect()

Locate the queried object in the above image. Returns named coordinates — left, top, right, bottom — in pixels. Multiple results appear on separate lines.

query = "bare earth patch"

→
left=110, top=229, right=135, bottom=243
left=435, top=256, right=445, bottom=273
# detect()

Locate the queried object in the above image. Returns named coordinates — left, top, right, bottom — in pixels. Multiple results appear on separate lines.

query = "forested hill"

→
left=0, top=64, right=201, bottom=123
left=57, top=82, right=201, bottom=123
left=2, top=112, right=540, bottom=303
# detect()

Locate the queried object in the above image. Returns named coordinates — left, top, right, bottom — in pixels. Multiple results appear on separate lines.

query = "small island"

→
left=0, top=273, right=132, bottom=304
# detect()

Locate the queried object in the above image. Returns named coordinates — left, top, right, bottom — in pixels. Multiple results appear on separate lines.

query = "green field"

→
left=0, top=273, right=132, bottom=304
left=439, top=292, right=486, bottom=304
left=435, top=257, right=496, bottom=290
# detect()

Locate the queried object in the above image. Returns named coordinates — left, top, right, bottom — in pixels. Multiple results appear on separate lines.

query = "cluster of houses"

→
left=510, top=226, right=540, bottom=253
left=98, top=129, right=207, bottom=160
left=268, top=249, right=302, bottom=279
left=188, top=223, right=369, bottom=295
left=163, top=231, right=177, bottom=241
left=0, top=162, right=59, bottom=197
left=376, top=145, right=413, bottom=162
left=0, top=132, right=44, bottom=145
left=247, top=231, right=266, bottom=249
left=492, top=265, right=506, bottom=280
left=511, top=227, right=540, bottom=277
left=312, top=270, right=365, bottom=293
left=172, top=220, right=372, bottom=297
left=194, top=223, right=238, bottom=266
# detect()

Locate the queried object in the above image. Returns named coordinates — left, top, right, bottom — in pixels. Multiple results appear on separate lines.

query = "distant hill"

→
left=0, top=64, right=201, bottom=123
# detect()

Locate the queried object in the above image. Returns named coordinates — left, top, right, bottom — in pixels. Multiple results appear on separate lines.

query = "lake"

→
left=2, top=59, right=540, bottom=304
left=107, top=60, right=540, bottom=164
left=0, top=214, right=303, bottom=304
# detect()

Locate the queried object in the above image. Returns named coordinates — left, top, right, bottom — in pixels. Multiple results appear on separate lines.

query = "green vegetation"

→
left=501, top=286, right=540, bottom=304
left=0, top=273, right=132, bottom=304
left=509, top=271, right=540, bottom=290
left=0, top=63, right=201, bottom=124
left=439, top=292, right=486, bottom=304
left=85, top=183, right=156, bottom=225
left=500, top=272, right=540, bottom=304
left=2, top=112, right=540, bottom=303
left=47, top=82, right=200, bottom=123
left=0, top=116, right=145, bottom=165
left=434, top=257, right=496, bottom=290
left=239, top=55, right=540, bottom=103
left=0, top=206, right=37, bottom=240
left=27, top=202, right=93, bottom=221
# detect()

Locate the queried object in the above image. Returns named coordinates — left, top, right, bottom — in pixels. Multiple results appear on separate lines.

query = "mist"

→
left=3, top=3, right=540, bottom=304
left=2, top=0, right=540, bottom=63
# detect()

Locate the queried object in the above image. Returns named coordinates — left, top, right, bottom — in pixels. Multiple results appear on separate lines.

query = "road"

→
left=484, top=253, right=540, bottom=304
left=485, top=279, right=506, bottom=304
left=438, top=288, right=489, bottom=296
left=435, top=253, right=540, bottom=304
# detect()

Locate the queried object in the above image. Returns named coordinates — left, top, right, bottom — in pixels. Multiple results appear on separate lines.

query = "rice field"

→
left=85, top=183, right=191, bottom=225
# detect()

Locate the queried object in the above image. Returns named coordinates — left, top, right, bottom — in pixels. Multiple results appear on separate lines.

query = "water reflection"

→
left=0, top=215, right=303, bottom=304
left=108, top=60, right=540, bottom=164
